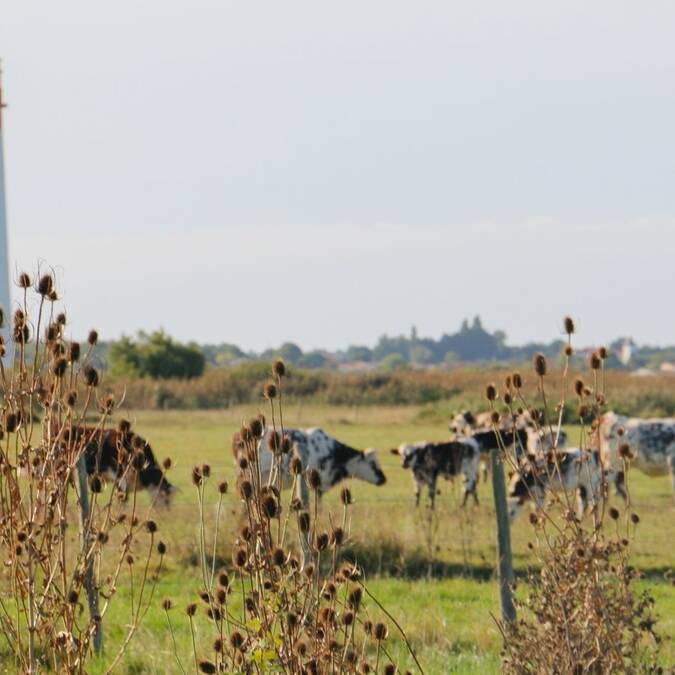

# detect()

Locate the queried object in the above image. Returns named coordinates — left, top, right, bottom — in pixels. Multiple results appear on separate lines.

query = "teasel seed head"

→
left=161, top=598, right=172, bottom=611
left=298, top=510, right=310, bottom=534
left=89, top=475, right=102, bottom=493
left=272, top=547, right=286, bottom=566
left=67, top=589, right=79, bottom=605
left=307, top=468, right=321, bottom=490
left=316, top=532, right=329, bottom=551
left=218, top=570, right=229, bottom=588
left=598, top=346, right=608, bottom=359
left=262, top=493, right=279, bottom=519
left=348, top=586, right=363, bottom=611
left=564, top=345, right=573, bottom=357
left=589, top=352, right=601, bottom=370
left=230, top=630, right=245, bottom=650
left=263, top=382, right=277, bottom=399
left=83, top=365, right=99, bottom=387
left=373, top=622, right=388, bottom=640
left=37, top=273, right=54, bottom=297
left=239, top=480, right=253, bottom=501
left=290, top=454, right=303, bottom=475
left=218, top=480, right=228, bottom=494
left=281, top=434, right=292, bottom=453
left=248, top=417, right=263, bottom=439
left=533, top=353, right=547, bottom=377
left=87, top=329, right=98, bottom=346
left=201, top=463, right=211, bottom=478
left=574, top=379, right=584, bottom=397
left=145, top=520, right=158, bottom=534
left=331, top=527, right=345, bottom=546
left=512, top=372, right=523, bottom=389
left=69, top=341, right=81, bottom=362
left=267, top=430, right=281, bottom=453
left=384, top=665, right=396, bottom=675
left=212, top=637, right=223, bottom=653
left=273, top=358, right=286, bottom=377
left=563, top=316, right=575, bottom=335
left=630, top=513, right=640, bottom=525
left=233, top=547, right=247, bottom=569
left=340, top=486, right=353, bottom=505
left=198, top=660, right=216, bottom=674
left=18, top=272, right=31, bottom=288
left=52, top=357, right=68, bottom=378
left=609, top=507, right=620, bottom=520
left=485, top=383, right=497, bottom=402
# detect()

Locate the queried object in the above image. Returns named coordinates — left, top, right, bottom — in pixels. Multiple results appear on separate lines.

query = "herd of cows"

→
left=84, top=408, right=675, bottom=523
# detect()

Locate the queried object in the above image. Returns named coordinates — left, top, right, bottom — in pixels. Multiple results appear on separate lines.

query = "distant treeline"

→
left=92, top=318, right=675, bottom=377
left=103, top=363, right=675, bottom=419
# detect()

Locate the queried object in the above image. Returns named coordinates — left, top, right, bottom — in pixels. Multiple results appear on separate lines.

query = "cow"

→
left=450, top=409, right=567, bottom=481
left=391, top=438, right=481, bottom=508
left=595, top=412, right=675, bottom=501
left=232, top=427, right=386, bottom=506
left=82, top=428, right=176, bottom=506
left=507, top=448, right=602, bottom=521
left=32, top=427, right=175, bottom=507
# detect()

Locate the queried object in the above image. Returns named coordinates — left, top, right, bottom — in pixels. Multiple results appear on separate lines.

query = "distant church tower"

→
left=0, top=63, right=10, bottom=326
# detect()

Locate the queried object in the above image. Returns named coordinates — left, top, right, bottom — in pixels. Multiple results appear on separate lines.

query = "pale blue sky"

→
left=2, top=1, right=674, bottom=350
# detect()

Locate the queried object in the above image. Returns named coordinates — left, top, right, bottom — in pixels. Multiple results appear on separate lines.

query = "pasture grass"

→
left=75, top=405, right=674, bottom=673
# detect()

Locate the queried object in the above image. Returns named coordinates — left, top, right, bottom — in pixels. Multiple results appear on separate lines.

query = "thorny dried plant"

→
left=487, top=316, right=664, bottom=674
left=163, top=359, right=422, bottom=674
left=0, top=269, right=169, bottom=673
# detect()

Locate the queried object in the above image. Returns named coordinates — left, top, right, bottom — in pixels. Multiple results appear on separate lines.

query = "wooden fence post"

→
left=76, top=456, right=103, bottom=654
left=490, top=447, right=516, bottom=623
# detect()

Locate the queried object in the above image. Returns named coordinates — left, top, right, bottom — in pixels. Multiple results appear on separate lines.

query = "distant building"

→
left=618, top=339, right=634, bottom=366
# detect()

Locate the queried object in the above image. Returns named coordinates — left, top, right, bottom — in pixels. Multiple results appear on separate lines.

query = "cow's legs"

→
left=577, top=484, right=588, bottom=518
left=462, top=474, right=478, bottom=507
left=413, top=476, right=422, bottom=507
left=297, top=478, right=311, bottom=565
left=667, top=446, right=675, bottom=502
left=614, top=469, right=628, bottom=502
left=428, top=476, right=437, bottom=510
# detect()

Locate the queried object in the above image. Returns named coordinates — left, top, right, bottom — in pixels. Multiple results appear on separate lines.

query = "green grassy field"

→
left=79, top=405, right=675, bottom=674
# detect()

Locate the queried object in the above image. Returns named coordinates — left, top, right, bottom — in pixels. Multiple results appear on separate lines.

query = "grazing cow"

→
left=392, top=438, right=481, bottom=508
left=507, top=448, right=602, bottom=521
left=232, top=427, right=386, bottom=505
left=82, top=429, right=176, bottom=506
left=595, top=412, right=675, bottom=501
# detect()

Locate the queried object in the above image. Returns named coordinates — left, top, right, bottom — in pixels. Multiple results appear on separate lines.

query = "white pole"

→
left=0, top=62, right=11, bottom=333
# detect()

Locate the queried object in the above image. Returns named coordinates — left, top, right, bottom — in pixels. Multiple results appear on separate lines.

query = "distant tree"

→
left=108, top=330, right=205, bottom=379
left=298, top=351, right=328, bottom=369
left=108, top=335, right=143, bottom=378
left=410, top=344, right=434, bottom=365
left=443, top=350, right=459, bottom=367
left=345, top=345, right=373, bottom=362
left=378, top=353, right=407, bottom=373
left=276, top=342, right=303, bottom=364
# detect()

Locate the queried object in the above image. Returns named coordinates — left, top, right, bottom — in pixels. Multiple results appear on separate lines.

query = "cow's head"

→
left=349, top=449, right=386, bottom=486
left=449, top=411, right=475, bottom=435
left=140, top=464, right=177, bottom=508
left=391, top=444, right=419, bottom=469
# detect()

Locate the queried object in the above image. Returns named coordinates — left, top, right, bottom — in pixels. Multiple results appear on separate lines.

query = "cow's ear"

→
left=389, top=448, right=399, bottom=455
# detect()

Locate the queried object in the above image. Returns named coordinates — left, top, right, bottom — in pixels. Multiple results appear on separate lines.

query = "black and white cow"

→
left=596, top=412, right=675, bottom=501
left=84, top=429, right=176, bottom=506
left=507, top=448, right=602, bottom=521
left=392, top=438, right=481, bottom=508
left=233, top=427, right=386, bottom=505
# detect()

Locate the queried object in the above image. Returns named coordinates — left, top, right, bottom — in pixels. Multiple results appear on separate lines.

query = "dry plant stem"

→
left=356, top=581, right=425, bottom=674
left=164, top=610, right=188, bottom=675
